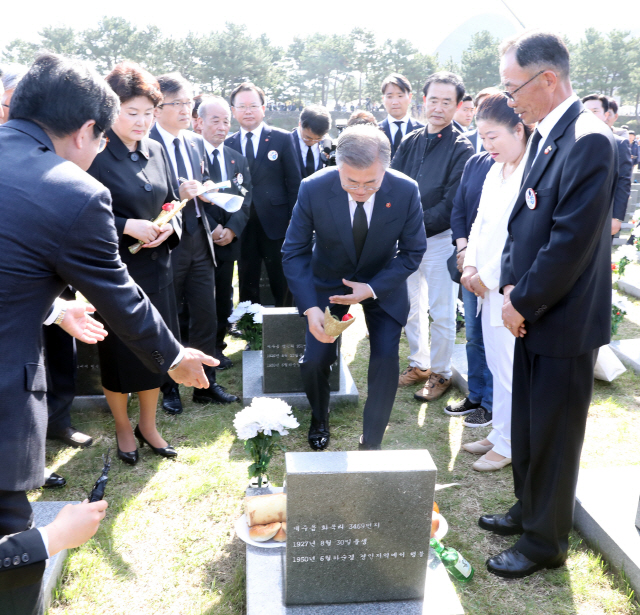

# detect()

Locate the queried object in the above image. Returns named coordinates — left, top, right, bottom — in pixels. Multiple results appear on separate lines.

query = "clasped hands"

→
left=124, top=218, right=174, bottom=248
left=460, top=266, right=486, bottom=298
left=501, top=284, right=526, bottom=338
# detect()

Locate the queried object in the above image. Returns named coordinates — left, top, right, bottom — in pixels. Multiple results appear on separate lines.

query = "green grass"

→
left=37, top=298, right=640, bottom=615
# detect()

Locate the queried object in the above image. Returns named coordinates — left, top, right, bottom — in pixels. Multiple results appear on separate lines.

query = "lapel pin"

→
left=268, top=150, right=279, bottom=161
left=386, top=203, right=391, bottom=208
left=544, top=146, right=552, bottom=154
left=265, top=138, right=269, bottom=142
left=525, top=188, right=537, bottom=210
left=231, top=160, right=235, bottom=164
left=438, top=134, right=442, bottom=138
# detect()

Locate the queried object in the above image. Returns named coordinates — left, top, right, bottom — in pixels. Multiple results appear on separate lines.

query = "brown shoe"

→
left=414, top=372, right=451, bottom=402
left=398, top=365, right=431, bottom=387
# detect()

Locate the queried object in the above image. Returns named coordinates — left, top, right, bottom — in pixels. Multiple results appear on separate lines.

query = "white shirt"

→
left=203, top=140, right=228, bottom=182
left=347, top=191, right=375, bottom=226
left=297, top=127, right=319, bottom=170
left=240, top=123, right=264, bottom=158
left=387, top=113, right=412, bottom=141
left=531, top=93, right=580, bottom=163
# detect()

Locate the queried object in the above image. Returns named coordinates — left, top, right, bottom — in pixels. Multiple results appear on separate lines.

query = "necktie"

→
left=305, top=145, right=315, bottom=176
left=245, top=132, right=255, bottom=169
left=174, top=137, right=197, bottom=234
left=521, top=129, right=542, bottom=186
left=393, top=121, right=404, bottom=154
left=353, top=201, right=368, bottom=261
left=211, top=149, right=222, bottom=183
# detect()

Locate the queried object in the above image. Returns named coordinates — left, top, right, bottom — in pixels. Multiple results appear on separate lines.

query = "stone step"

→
left=609, top=338, right=640, bottom=373
left=613, top=237, right=628, bottom=245
left=616, top=277, right=640, bottom=299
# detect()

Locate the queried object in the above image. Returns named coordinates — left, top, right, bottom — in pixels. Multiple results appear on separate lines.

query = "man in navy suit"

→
left=282, top=125, right=426, bottom=450
left=378, top=73, right=424, bottom=158
left=291, top=105, right=331, bottom=178
left=225, top=82, right=302, bottom=307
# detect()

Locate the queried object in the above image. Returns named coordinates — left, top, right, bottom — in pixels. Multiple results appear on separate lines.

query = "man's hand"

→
left=455, top=239, right=467, bottom=272
left=179, top=180, right=203, bottom=201
left=169, top=348, right=218, bottom=388
left=502, top=298, right=526, bottom=337
left=45, top=499, right=108, bottom=557
left=124, top=219, right=161, bottom=243
left=306, top=307, right=336, bottom=344
left=612, top=218, right=622, bottom=236
left=328, top=279, right=373, bottom=305
left=198, top=180, right=217, bottom=203
left=214, top=228, right=236, bottom=246
left=59, top=301, right=107, bottom=344
left=460, top=266, right=478, bottom=294
left=211, top=223, right=224, bottom=241
left=142, top=224, right=174, bottom=249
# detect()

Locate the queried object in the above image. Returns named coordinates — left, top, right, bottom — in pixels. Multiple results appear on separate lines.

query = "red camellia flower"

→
left=162, top=203, right=174, bottom=211
left=342, top=314, right=353, bottom=321
left=612, top=264, right=617, bottom=271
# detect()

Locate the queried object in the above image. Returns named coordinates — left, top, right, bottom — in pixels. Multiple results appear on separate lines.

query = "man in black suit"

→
left=378, top=73, right=424, bottom=158
left=196, top=96, right=252, bottom=368
left=479, top=32, right=616, bottom=579
left=151, top=74, right=238, bottom=410
left=291, top=105, right=331, bottom=179
left=226, top=82, right=301, bottom=307
left=0, top=54, right=215, bottom=615
left=282, top=125, right=427, bottom=451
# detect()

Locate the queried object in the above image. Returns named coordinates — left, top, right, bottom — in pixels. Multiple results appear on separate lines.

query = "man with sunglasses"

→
left=282, top=125, right=426, bottom=451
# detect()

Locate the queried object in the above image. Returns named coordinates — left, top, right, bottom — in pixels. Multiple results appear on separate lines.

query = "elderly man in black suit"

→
left=291, top=105, right=331, bottom=179
left=196, top=95, right=252, bottom=368
left=226, top=82, right=302, bottom=307
left=0, top=54, right=215, bottom=615
left=479, top=32, right=617, bottom=579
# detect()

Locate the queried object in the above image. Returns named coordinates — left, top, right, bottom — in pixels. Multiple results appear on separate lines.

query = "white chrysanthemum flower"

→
left=615, top=244, right=637, bottom=263
left=233, top=397, right=299, bottom=440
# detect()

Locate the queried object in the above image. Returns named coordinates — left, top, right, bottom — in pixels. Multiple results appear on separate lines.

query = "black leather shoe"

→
left=478, top=513, right=524, bottom=536
left=43, top=471, right=66, bottom=489
left=192, top=382, right=239, bottom=404
left=215, top=353, right=233, bottom=370
left=486, top=547, right=565, bottom=579
left=162, top=386, right=183, bottom=415
left=308, top=418, right=330, bottom=451
left=48, top=425, right=93, bottom=448
left=116, top=435, right=139, bottom=466
left=358, top=435, right=381, bottom=451
left=134, top=425, right=177, bottom=458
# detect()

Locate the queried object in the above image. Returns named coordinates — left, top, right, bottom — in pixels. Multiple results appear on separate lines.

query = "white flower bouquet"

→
left=228, top=301, right=263, bottom=350
left=614, top=244, right=637, bottom=276
left=233, top=397, right=299, bottom=488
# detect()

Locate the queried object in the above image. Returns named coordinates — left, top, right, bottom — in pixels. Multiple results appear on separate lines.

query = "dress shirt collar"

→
left=347, top=191, right=376, bottom=226
left=297, top=126, right=319, bottom=153
left=241, top=123, right=264, bottom=142
left=155, top=121, right=186, bottom=150
left=203, top=139, right=224, bottom=159
left=386, top=113, right=412, bottom=128
left=536, top=93, right=580, bottom=146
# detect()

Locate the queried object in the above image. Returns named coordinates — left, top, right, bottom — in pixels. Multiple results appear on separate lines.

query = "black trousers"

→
left=508, top=338, right=597, bottom=563
left=215, top=259, right=234, bottom=350
left=300, top=298, right=401, bottom=446
left=238, top=205, right=290, bottom=307
left=43, top=324, right=76, bottom=434
left=0, top=492, right=44, bottom=615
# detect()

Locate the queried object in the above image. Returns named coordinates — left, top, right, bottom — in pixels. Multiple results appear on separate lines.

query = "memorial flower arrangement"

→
left=228, top=301, right=263, bottom=350
left=612, top=290, right=632, bottom=335
left=615, top=244, right=636, bottom=277
left=233, top=397, right=299, bottom=488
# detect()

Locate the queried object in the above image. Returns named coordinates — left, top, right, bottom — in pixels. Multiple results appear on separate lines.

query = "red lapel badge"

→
left=265, top=138, right=269, bottom=142
left=231, top=160, right=235, bottom=164
left=386, top=202, right=391, bottom=208
left=544, top=146, right=552, bottom=154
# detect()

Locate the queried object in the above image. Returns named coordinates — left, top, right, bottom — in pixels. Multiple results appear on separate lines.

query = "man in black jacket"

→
left=391, top=72, right=474, bottom=405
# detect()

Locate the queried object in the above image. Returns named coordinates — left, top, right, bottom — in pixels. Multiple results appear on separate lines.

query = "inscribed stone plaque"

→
left=285, top=450, right=437, bottom=605
left=260, top=262, right=276, bottom=307
left=262, top=308, right=340, bottom=394
left=75, top=342, right=103, bottom=396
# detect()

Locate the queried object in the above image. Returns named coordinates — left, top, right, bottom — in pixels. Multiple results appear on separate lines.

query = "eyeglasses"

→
left=94, top=123, right=109, bottom=153
left=1, top=103, right=9, bottom=110
left=302, top=135, right=325, bottom=144
left=341, top=183, right=380, bottom=192
left=233, top=105, right=262, bottom=112
left=502, top=70, right=546, bottom=101
left=159, top=101, right=194, bottom=110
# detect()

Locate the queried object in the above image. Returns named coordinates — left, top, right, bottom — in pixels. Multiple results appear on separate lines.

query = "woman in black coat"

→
left=88, top=62, right=180, bottom=465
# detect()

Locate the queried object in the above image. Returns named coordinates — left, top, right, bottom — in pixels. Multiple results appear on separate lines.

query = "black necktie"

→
left=245, top=132, right=255, bottom=169
left=174, top=137, right=197, bottom=234
left=393, top=121, right=404, bottom=154
left=211, top=149, right=222, bottom=183
left=522, top=130, right=542, bottom=186
left=305, top=145, right=315, bottom=176
left=353, top=201, right=368, bottom=261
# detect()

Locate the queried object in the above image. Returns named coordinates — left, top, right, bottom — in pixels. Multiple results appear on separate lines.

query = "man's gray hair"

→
left=500, top=31, right=570, bottom=80
left=0, top=64, right=27, bottom=92
left=335, top=124, right=391, bottom=170
left=198, top=95, right=231, bottom=120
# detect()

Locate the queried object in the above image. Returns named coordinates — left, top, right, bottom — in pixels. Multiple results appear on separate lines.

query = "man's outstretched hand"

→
left=329, top=279, right=373, bottom=305
left=59, top=301, right=107, bottom=344
left=169, top=348, right=218, bottom=388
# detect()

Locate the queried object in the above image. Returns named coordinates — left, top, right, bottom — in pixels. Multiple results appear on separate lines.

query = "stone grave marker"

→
left=262, top=308, right=339, bottom=394
left=75, top=341, right=103, bottom=396
left=260, top=262, right=276, bottom=307
left=285, top=450, right=436, bottom=605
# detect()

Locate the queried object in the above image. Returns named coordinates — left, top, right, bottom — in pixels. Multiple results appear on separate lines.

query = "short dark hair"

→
left=155, top=72, right=192, bottom=98
left=381, top=73, right=412, bottom=95
left=422, top=72, right=465, bottom=103
left=500, top=31, right=570, bottom=80
left=10, top=53, right=118, bottom=138
left=608, top=98, right=619, bottom=115
left=630, top=131, right=636, bottom=136
left=230, top=82, right=265, bottom=107
left=581, top=93, right=608, bottom=114
left=347, top=110, right=378, bottom=127
left=106, top=62, right=162, bottom=107
left=476, top=92, right=532, bottom=141
left=299, top=105, right=331, bottom=136
left=461, top=94, right=473, bottom=103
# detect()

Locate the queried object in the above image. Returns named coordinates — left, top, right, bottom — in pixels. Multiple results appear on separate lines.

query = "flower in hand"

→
left=162, top=203, right=174, bottom=211
left=342, top=314, right=353, bottom=321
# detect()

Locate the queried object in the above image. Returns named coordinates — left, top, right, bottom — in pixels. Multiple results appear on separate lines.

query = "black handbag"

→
left=447, top=246, right=462, bottom=284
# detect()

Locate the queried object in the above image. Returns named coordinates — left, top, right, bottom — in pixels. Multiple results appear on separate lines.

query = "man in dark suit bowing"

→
left=196, top=96, right=252, bottom=368
left=226, top=82, right=301, bottom=307
left=282, top=125, right=426, bottom=451
left=378, top=73, right=424, bottom=159
left=479, top=31, right=616, bottom=579
left=291, top=105, right=331, bottom=179
left=151, top=73, right=238, bottom=410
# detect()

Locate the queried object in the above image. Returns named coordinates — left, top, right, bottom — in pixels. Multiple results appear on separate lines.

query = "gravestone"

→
left=260, top=262, right=276, bottom=307
left=285, top=450, right=437, bottom=605
left=72, top=342, right=109, bottom=411
left=263, top=308, right=340, bottom=394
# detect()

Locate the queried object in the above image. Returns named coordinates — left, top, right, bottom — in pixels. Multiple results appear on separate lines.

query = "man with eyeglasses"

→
left=151, top=73, right=239, bottom=412
left=282, top=125, right=426, bottom=451
left=291, top=104, right=331, bottom=179
left=226, top=82, right=301, bottom=307
left=390, top=72, right=474, bottom=405
left=479, top=31, right=616, bottom=580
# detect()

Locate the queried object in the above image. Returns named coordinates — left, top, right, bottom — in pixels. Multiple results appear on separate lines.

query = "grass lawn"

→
left=36, top=297, right=640, bottom=615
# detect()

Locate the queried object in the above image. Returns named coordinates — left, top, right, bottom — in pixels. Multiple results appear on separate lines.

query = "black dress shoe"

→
left=48, top=425, right=93, bottom=448
left=486, top=547, right=565, bottom=579
left=134, top=425, right=177, bottom=458
left=478, top=513, right=524, bottom=536
left=215, top=353, right=233, bottom=370
left=116, top=435, right=139, bottom=466
left=308, top=418, right=330, bottom=451
left=192, top=382, right=239, bottom=404
left=358, top=435, right=381, bottom=451
left=43, top=471, right=66, bottom=489
left=162, top=386, right=183, bottom=415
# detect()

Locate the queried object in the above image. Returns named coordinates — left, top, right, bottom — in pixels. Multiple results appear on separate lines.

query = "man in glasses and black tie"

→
left=282, top=125, right=426, bottom=451
left=291, top=104, right=331, bottom=179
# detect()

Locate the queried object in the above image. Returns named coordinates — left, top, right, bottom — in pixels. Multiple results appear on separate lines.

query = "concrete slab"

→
left=610, top=339, right=640, bottom=374
left=32, top=500, right=80, bottom=609
left=617, top=277, right=640, bottom=298
left=242, top=350, right=358, bottom=408
left=574, top=466, right=640, bottom=596
left=71, top=395, right=110, bottom=412
left=613, top=237, right=629, bottom=246
left=450, top=344, right=469, bottom=396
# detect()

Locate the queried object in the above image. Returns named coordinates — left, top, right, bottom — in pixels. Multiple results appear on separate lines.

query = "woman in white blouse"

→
left=461, top=93, right=531, bottom=472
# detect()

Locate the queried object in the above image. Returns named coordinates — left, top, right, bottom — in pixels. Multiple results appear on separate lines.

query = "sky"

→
left=1, top=0, right=635, bottom=57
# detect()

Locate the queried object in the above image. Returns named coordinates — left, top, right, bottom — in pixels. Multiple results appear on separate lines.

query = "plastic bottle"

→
left=430, top=538, right=474, bottom=582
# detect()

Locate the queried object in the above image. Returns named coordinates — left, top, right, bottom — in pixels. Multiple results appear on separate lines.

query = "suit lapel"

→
left=223, top=145, right=235, bottom=185
left=226, top=131, right=242, bottom=155
left=150, top=125, right=180, bottom=193
left=356, top=181, right=394, bottom=270
left=380, top=119, right=392, bottom=144
left=184, top=134, right=203, bottom=181
left=253, top=125, right=271, bottom=170
left=291, top=129, right=305, bottom=174
left=328, top=179, right=358, bottom=266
